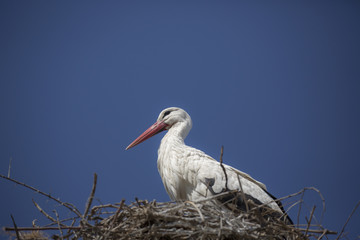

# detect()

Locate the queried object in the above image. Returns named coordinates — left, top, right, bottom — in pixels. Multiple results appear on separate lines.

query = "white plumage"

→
left=126, top=107, right=288, bottom=218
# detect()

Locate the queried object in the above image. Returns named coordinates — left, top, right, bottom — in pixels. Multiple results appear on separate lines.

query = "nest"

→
left=81, top=198, right=305, bottom=240
left=1, top=174, right=342, bottom=240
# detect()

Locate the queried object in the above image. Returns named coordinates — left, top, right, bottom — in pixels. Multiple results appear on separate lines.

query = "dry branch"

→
left=0, top=174, right=82, bottom=217
left=32, top=200, right=57, bottom=223
left=10, top=215, right=20, bottom=240
left=219, top=145, right=229, bottom=191
left=83, top=173, right=98, bottom=219
left=335, top=200, right=360, bottom=240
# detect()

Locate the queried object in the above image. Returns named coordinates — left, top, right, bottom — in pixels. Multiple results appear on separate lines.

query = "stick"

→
left=66, top=218, right=77, bottom=238
left=317, top=229, right=328, bottom=240
left=0, top=174, right=82, bottom=217
left=32, top=199, right=57, bottom=223
left=264, top=187, right=325, bottom=222
left=236, top=174, right=249, bottom=212
left=297, top=190, right=305, bottom=227
left=8, top=157, right=12, bottom=178
left=297, top=228, right=337, bottom=235
left=219, top=146, right=229, bottom=191
left=83, top=173, right=97, bottom=218
left=54, top=210, right=64, bottom=240
left=110, top=199, right=125, bottom=227
left=135, top=197, right=141, bottom=207
left=185, top=201, right=204, bottom=222
left=280, top=199, right=303, bottom=221
left=4, top=226, right=81, bottom=231
left=335, top=200, right=360, bottom=240
left=10, top=215, right=21, bottom=240
left=305, top=206, right=316, bottom=236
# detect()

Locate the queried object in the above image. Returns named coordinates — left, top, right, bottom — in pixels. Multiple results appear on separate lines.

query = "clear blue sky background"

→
left=1, top=1, right=359, bottom=239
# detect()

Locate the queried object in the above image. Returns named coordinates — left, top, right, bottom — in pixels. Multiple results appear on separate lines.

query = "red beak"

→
left=126, top=121, right=168, bottom=150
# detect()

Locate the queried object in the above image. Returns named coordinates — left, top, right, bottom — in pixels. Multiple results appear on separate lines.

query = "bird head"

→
left=126, top=107, right=192, bottom=150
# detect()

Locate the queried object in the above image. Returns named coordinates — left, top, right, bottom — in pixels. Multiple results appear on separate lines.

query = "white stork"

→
left=126, top=107, right=291, bottom=223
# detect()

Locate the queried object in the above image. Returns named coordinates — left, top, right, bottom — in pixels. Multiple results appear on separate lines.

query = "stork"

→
left=126, top=107, right=291, bottom=223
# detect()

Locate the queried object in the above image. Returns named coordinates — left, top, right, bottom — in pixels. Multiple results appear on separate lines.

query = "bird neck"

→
left=158, top=121, right=191, bottom=153
left=157, top=119, right=193, bottom=201
left=167, top=120, right=191, bottom=141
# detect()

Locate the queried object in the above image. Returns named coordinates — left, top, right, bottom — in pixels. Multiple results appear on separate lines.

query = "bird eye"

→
left=163, top=110, right=171, bottom=118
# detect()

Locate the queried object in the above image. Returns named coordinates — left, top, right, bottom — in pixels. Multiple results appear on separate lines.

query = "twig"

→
left=84, top=173, right=98, bottom=218
left=236, top=174, right=249, bottom=212
left=43, top=216, right=79, bottom=227
left=32, top=199, right=57, bottom=223
left=305, top=206, right=316, bottom=236
left=297, top=190, right=305, bottom=227
left=0, top=174, right=82, bottom=217
left=218, top=217, right=223, bottom=239
left=266, top=187, right=325, bottom=221
left=4, top=226, right=81, bottom=231
left=32, top=219, right=38, bottom=228
left=54, top=210, right=64, bottom=240
left=317, top=229, right=329, bottom=240
left=195, top=190, right=240, bottom=204
left=8, top=156, right=12, bottom=178
left=281, top=199, right=303, bottom=221
left=297, top=228, right=337, bottom=235
left=135, top=197, right=141, bottom=207
left=10, top=214, right=21, bottom=240
left=111, top=199, right=125, bottom=227
left=219, top=145, right=224, bottom=164
left=335, top=200, right=360, bottom=240
left=66, top=218, right=77, bottom=238
left=275, top=187, right=325, bottom=208
left=185, top=201, right=205, bottom=222
left=289, top=187, right=326, bottom=227
left=219, top=145, right=229, bottom=191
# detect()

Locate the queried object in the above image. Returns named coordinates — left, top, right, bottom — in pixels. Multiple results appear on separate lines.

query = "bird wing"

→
left=227, top=165, right=267, bottom=190
left=181, top=146, right=281, bottom=212
left=183, top=146, right=267, bottom=190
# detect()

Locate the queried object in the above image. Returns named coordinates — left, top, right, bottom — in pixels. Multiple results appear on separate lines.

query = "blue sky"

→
left=1, top=1, right=359, bottom=238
